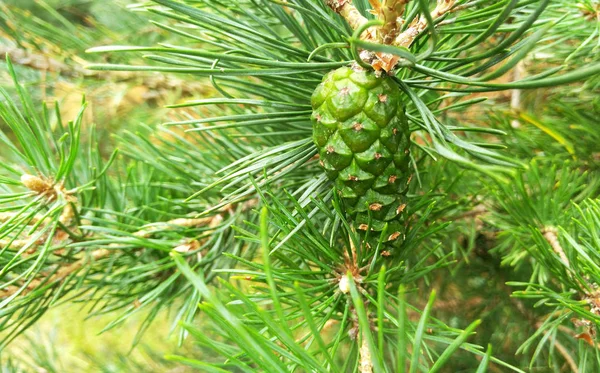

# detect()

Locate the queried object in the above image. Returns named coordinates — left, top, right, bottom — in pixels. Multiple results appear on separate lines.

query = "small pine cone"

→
left=311, top=66, right=411, bottom=246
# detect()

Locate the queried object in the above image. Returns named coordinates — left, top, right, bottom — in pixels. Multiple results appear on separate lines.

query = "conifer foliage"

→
left=0, top=0, right=599, bottom=371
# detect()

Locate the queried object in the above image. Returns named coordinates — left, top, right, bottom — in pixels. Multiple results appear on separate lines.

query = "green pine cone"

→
left=311, top=66, right=411, bottom=245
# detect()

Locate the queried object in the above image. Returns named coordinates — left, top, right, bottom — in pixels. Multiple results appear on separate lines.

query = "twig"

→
left=0, top=175, right=78, bottom=252
left=434, top=296, right=484, bottom=311
left=541, top=227, right=600, bottom=351
left=394, top=0, right=456, bottom=48
left=0, top=199, right=257, bottom=299
left=326, top=0, right=458, bottom=71
left=377, top=0, right=410, bottom=44
left=0, top=45, right=76, bottom=76
left=553, top=338, right=579, bottom=372
left=504, top=277, right=579, bottom=372
left=562, top=320, right=600, bottom=350
left=581, top=2, right=600, bottom=21
left=0, top=239, right=40, bottom=252
left=133, top=217, right=214, bottom=238
left=541, top=227, right=570, bottom=269
left=375, top=0, right=457, bottom=71
left=532, top=322, right=580, bottom=373
left=510, top=294, right=578, bottom=372
left=326, top=0, right=378, bottom=41
left=0, top=248, right=111, bottom=299
left=510, top=61, right=525, bottom=129
left=541, top=226, right=598, bottom=298
left=471, top=238, right=582, bottom=372
left=359, top=332, right=373, bottom=373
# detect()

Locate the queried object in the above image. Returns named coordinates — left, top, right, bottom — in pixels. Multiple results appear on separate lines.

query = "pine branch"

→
left=2, top=0, right=599, bottom=370
left=377, top=0, right=410, bottom=44
left=359, top=334, right=374, bottom=373
left=85, top=0, right=599, bottom=176
left=326, top=0, right=378, bottom=41
left=550, top=338, right=579, bottom=373
left=0, top=199, right=257, bottom=299
left=393, top=0, right=457, bottom=48
left=510, top=61, right=525, bottom=129
left=0, top=248, right=109, bottom=299
left=0, top=58, right=259, bottom=346
left=541, top=227, right=570, bottom=269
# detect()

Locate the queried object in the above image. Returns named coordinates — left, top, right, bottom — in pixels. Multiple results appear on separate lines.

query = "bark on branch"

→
left=394, top=0, right=456, bottom=48
left=326, top=0, right=378, bottom=41
left=376, top=0, right=411, bottom=44
left=325, top=0, right=458, bottom=71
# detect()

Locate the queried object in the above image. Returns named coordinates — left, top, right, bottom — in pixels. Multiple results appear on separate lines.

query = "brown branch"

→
left=510, top=61, right=525, bottom=129
left=359, top=333, right=373, bottom=373
left=532, top=321, right=580, bottom=373
left=378, top=0, right=410, bottom=44
left=370, top=0, right=458, bottom=71
left=0, top=175, right=78, bottom=254
left=133, top=217, right=213, bottom=238
left=553, top=339, right=579, bottom=372
left=542, top=227, right=570, bottom=269
left=489, top=267, right=580, bottom=373
left=326, top=0, right=378, bottom=41
left=0, top=238, right=42, bottom=252
left=510, top=297, right=579, bottom=372
left=325, top=0, right=458, bottom=71
left=0, top=248, right=111, bottom=299
left=504, top=276, right=580, bottom=372
left=541, top=228, right=600, bottom=357
left=444, top=204, right=488, bottom=222
left=562, top=321, right=600, bottom=349
left=581, top=2, right=600, bottom=21
left=393, top=0, right=456, bottom=48
left=434, top=296, right=484, bottom=312
left=541, top=227, right=594, bottom=299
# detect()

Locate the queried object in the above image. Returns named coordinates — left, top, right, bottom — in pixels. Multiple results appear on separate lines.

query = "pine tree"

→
left=1, top=0, right=599, bottom=371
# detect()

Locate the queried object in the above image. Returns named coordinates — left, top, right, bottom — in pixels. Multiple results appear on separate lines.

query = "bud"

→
left=339, top=274, right=351, bottom=294
left=21, top=174, right=52, bottom=194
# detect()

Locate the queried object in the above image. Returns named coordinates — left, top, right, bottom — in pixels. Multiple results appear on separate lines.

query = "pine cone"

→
left=311, top=66, right=411, bottom=245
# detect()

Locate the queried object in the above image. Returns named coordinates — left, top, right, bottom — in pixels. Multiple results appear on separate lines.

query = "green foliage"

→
left=0, top=64, right=253, bottom=350
left=0, top=0, right=599, bottom=372
left=166, top=208, right=500, bottom=372
left=86, top=0, right=599, bottom=180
